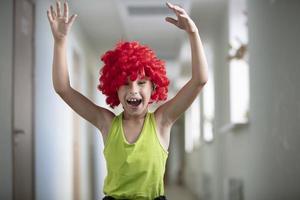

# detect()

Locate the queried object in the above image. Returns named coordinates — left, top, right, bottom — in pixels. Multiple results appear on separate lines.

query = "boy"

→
left=47, top=1, right=208, bottom=199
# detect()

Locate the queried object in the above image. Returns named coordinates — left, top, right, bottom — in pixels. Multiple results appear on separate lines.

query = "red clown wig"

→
left=98, top=41, right=170, bottom=108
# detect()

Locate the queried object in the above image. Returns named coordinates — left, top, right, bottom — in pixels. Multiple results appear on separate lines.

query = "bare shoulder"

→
left=95, top=106, right=115, bottom=140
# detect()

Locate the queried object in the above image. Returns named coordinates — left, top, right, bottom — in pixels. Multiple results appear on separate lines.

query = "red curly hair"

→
left=97, top=41, right=170, bottom=108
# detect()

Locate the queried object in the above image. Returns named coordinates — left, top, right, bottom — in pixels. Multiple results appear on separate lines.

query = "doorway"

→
left=12, top=0, right=35, bottom=199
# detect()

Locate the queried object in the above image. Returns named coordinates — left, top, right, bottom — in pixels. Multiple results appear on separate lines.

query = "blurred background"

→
left=1, top=0, right=300, bottom=200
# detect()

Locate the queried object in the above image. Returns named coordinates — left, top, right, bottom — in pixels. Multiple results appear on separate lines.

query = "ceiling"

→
left=69, top=0, right=227, bottom=61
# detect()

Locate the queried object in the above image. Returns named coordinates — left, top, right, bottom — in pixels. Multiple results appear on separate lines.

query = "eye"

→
left=138, top=81, right=146, bottom=85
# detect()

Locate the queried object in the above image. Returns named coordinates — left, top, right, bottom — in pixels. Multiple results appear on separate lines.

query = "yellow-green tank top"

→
left=103, top=112, right=168, bottom=200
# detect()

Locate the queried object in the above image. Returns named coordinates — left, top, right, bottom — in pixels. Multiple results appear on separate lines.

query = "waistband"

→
left=102, top=195, right=167, bottom=200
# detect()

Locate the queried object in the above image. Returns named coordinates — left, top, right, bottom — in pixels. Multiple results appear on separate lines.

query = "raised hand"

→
left=165, top=2, right=198, bottom=34
left=47, top=1, right=77, bottom=43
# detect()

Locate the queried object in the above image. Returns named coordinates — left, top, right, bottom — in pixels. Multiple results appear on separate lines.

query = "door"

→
left=12, top=0, right=35, bottom=199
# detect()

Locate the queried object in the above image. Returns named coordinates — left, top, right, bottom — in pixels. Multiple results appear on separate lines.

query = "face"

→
left=117, top=76, right=153, bottom=116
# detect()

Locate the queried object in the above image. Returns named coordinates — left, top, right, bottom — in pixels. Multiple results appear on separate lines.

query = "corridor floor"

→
left=165, top=184, right=198, bottom=200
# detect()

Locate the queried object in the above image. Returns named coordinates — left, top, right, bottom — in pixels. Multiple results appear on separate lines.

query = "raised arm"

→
left=47, top=1, right=114, bottom=137
left=155, top=2, right=208, bottom=126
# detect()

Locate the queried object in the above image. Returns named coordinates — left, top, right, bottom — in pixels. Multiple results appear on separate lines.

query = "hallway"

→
left=1, top=0, right=300, bottom=200
left=165, top=185, right=197, bottom=200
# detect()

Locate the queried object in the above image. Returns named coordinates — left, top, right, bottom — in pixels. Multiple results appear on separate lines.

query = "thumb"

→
left=165, top=17, right=177, bottom=26
left=68, top=14, right=77, bottom=26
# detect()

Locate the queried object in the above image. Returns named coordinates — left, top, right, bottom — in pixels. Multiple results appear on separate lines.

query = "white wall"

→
left=0, top=0, right=13, bottom=199
left=243, top=0, right=300, bottom=199
left=183, top=1, right=300, bottom=200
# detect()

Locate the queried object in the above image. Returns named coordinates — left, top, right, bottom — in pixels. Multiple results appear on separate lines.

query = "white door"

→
left=12, top=0, right=34, bottom=199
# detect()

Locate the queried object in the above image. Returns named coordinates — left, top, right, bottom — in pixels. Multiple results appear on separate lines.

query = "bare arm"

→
left=156, top=2, right=208, bottom=126
left=57, top=84, right=114, bottom=138
left=47, top=1, right=114, bottom=137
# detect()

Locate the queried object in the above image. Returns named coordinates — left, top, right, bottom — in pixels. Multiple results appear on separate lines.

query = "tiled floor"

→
left=165, top=184, right=198, bottom=200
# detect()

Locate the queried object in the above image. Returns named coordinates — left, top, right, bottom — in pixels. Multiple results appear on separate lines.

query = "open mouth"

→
left=126, top=98, right=142, bottom=107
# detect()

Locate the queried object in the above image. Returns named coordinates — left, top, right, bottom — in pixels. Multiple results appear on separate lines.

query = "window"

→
left=228, top=0, right=249, bottom=124
left=185, top=96, right=201, bottom=153
left=229, top=59, right=249, bottom=123
left=203, top=65, right=215, bottom=142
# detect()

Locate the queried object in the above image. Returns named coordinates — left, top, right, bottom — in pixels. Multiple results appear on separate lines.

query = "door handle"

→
left=13, top=129, right=25, bottom=146
left=13, top=129, right=25, bottom=135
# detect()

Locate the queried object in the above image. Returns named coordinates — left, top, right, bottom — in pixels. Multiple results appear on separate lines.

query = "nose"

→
left=129, top=91, right=138, bottom=95
left=128, top=82, right=138, bottom=95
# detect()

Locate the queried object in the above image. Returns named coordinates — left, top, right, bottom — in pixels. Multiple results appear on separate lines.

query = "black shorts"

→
left=102, top=195, right=167, bottom=200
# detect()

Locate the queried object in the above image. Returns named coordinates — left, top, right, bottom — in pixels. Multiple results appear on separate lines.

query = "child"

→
left=47, top=1, right=208, bottom=200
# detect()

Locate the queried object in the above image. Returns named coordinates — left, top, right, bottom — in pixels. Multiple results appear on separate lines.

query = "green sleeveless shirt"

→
left=103, top=112, right=168, bottom=200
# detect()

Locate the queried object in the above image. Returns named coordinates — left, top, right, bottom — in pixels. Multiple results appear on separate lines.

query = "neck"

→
left=123, top=110, right=148, bottom=121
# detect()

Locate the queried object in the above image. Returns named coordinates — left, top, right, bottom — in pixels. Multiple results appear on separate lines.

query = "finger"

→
left=50, top=5, right=56, bottom=19
left=166, top=2, right=173, bottom=9
left=47, top=9, right=54, bottom=23
left=63, top=1, right=69, bottom=21
left=179, top=13, right=188, bottom=19
left=166, top=2, right=177, bottom=13
left=173, top=4, right=186, bottom=14
left=166, top=2, right=181, bottom=17
left=68, top=14, right=77, bottom=26
left=165, top=17, right=177, bottom=26
left=56, top=0, right=62, bottom=18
